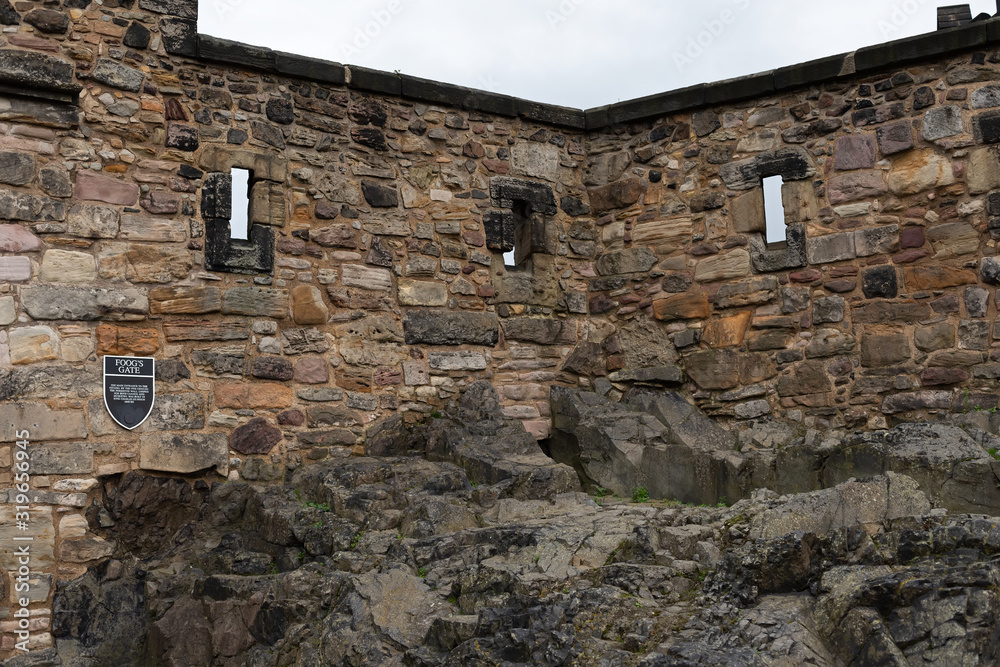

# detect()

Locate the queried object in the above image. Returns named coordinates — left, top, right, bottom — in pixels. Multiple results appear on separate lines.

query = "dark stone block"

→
left=560, top=195, right=590, bottom=217
left=252, top=356, right=293, bottom=381
left=913, top=86, right=936, bottom=110
left=250, top=120, right=284, bottom=149
left=227, top=128, right=247, bottom=145
left=403, top=310, right=499, bottom=346
left=0, top=0, right=18, bottom=25
left=988, top=192, right=1000, bottom=216
left=692, top=111, right=721, bottom=137
left=198, top=35, right=275, bottom=72
left=361, top=180, right=398, bottom=208
left=350, top=127, right=387, bottom=151
left=400, top=74, right=518, bottom=117
left=703, top=71, right=775, bottom=105
left=25, top=8, right=68, bottom=33
left=123, top=21, right=151, bottom=49
left=165, top=123, right=198, bottom=151
left=138, top=0, right=197, bottom=18
left=160, top=17, right=197, bottom=56
left=517, top=100, right=586, bottom=130
left=274, top=52, right=346, bottom=85
left=229, top=417, right=282, bottom=456
left=205, top=219, right=275, bottom=275
left=584, top=106, right=610, bottom=130
left=0, top=50, right=80, bottom=95
left=981, top=257, right=1000, bottom=285
left=855, top=22, right=987, bottom=72
left=974, top=110, right=1000, bottom=144
left=773, top=53, right=848, bottom=91
left=347, top=65, right=401, bottom=96
left=201, top=172, right=231, bottom=220
left=862, top=265, right=898, bottom=299
left=265, top=98, right=294, bottom=125
left=348, top=98, right=388, bottom=127
left=489, top=176, right=557, bottom=215
left=483, top=210, right=514, bottom=252
left=607, top=84, right=705, bottom=125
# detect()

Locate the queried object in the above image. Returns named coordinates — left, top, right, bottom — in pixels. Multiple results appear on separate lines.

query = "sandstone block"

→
left=683, top=349, right=741, bottom=390
left=926, top=223, right=979, bottom=259
left=291, top=285, right=329, bottom=324
left=0, top=403, right=87, bottom=441
left=91, top=58, right=144, bottom=92
left=96, top=324, right=159, bottom=355
left=9, top=325, right=58, bottom=365
left=511, top=142, right=560, bottom=181
left=827, top=171, right=886, bottom=204
left=147, top=393, right=205, bottom=431
left=834, top=135, right=877, bottom=170
left=694, top=250, right=750, bottom=282
left=806, top=231, right=856, bottom=264
left=139, top=432, right=228, bottom=474
left=915, top=323, right=955, bottom=352
left=595, top=247, right=657, bottom=275
left=221, top=286, right=288, bottom=318
left=0, top=256, right=32, bottom=282
left=40, top=249, right=96, bottom=283
left=0, top=187, right=66, bottom=221
left=0, top=224, right=42, bottom=252
left=714, top=276, right=778, bottom=309
left=428, top=351, right=488, bottom=371
left=904, top=266, right=977, bottom=290
left=58, top=537, right=115, bottom=563
left=342, top=264, right=392, bottom=291
left=862, top=333, right=911, bottom=367
left=150, top=286, right=223, bottom=314
left=702, top=311, right=752, bottom=349
left=398, top=280, right=448, bottom=306
left=0, top=151, right=36, bottom=186
left=251, top=356, right=293, bottom=381
left=969, top=147, right=1000, bottom=194
left=67, top=204, right=120, bottom=239
left=215, top=382, right=293, bottom=409
left=119, top=215, right=187, bottom=242
left=652, top=293, right=710, bottom=321
left=28, top=442, right=93, bottom=475
left=922, top=105, right=964, bottom=141
left=75, top=171, right=139, bottom=205
left=294, top=356, right=330, bottom=384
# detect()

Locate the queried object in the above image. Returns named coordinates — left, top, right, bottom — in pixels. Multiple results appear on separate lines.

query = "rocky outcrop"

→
left=550, top=386, right=1000, bottom=514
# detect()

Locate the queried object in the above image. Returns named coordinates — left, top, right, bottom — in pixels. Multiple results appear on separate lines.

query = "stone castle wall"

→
left=1, top=0, right=1000, bottom=654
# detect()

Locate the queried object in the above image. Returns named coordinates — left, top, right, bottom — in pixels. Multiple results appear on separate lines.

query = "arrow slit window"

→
left=762, top=175, right=787, bottom=246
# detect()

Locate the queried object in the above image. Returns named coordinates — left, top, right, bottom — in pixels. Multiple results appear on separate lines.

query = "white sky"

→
left=200, top=1, right=997, bottom=109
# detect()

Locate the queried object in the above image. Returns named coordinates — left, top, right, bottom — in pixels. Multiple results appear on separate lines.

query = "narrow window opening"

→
left=230, top=168, right=252, bottom=240
left=762, top=175, right=787, bottom=246
left=505, top=202, right=533, bottom=269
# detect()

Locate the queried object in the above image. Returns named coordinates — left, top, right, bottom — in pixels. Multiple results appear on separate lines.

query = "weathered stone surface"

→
left=807, top=231, right=856, bottom=264
left=281, top=328, right=330, bottom=354
left=834, top=135, right=877, bottom=170
left=812, top=296, right=845, bottom=324
left=827, top=171, right=887, bottom=204
left=777, top=359, right=832, bottom=396
left=714, top=277, right=778, bottom=309
left=862, top=332, right=911, bottom=367
left=968, top=147, right=1000, bottom=194
left=889, top=149, right=956, bottom=195
left=652, top=292, right=710, bottom=321
left=403, top=311, right=499, bottom=346
left=40, top=249, right=96, bottom=283
left=915, top=323, right=956, bottom=352
left=91, top=57, right=145, bottom=92
left=0, top=187, right=66, bottom=221
left=149, top=287, right=223, bottom=314
left=120, top=215, right=186, bottom=242
left=0, top=224, right=42, bottom=252
left=587, top=178, right=645, bottom=212
left=215, top=383, right=293, bottom=409
left=694, top=250, right=750, bottom=282
left=252, top=356, right=293, bottom=381
left=0, top=49, right=78, bottom=93
left=805, top=329, right=857, bottom=358
left=862, top=265, right=898, bottom=299
left=361, top=180, right=399, bottom=208
left=922, top=105, right=964, bottom=141
left=881, top=391, right=953, bottom=414
left=0, top=255, right=31, bottom=282
left=684, top=349, right=741, bottom=390
left=9, top=325, right=58, bottom=365
left=291, top=285, right=329, bottom=324
left=0, top=151, right=35, bottom=186
left=21, top=286, right=148, bottom=321
left=96, top=324, right=159, bottom=355
left=342, top=264, right=392, bottom=291
left=294, top=357, right=329, bottom=384
left=222, top=286, right=288, bottom=318
left=905, top=265, right=977, bottom=290
left=510, top=142, right=560, bottom=181
left=502, top=318, right=574, bottom=344
left=68, top=204, right=120, bottom=238
left=147, top=393, right=205, bottom=431
left=876, top=120, right=914, bottom=155
left=0, top=403, right=86, bottom=441
left=230, top=417, right=283, bottom=455
left=595, top=247, right=657, bottom=275
left=428, top=351, right=487, bottom=371
left=100, top=244, right=192, bottom=283
left=75, top=171, right=139, bottom=205
left=139, top=433, right=227, bottom=474
left=719, top=147, right=814, bottom=190
left=855, top=225, right=899, bottom=257
left=702, top=311, right=752, bottom=348
left=731, top=189, right=764, bottom=234
left=398, top=280, right=448, bottom=306
left=926, top=223, right=979, bottom=259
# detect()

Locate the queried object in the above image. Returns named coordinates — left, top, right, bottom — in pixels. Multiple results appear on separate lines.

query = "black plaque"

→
left=104, top=356, right=155, bottom=430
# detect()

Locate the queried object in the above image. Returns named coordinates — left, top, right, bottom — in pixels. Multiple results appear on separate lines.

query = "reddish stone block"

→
left=294, top=356, right=330, bottom=384
left=75, top=171, right=139, bottom=206
left=215, top=383, right=293, bottom=409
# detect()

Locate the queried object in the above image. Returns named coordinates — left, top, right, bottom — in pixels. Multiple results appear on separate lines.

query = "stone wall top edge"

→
left=192, top=17, right=1000, bottom=133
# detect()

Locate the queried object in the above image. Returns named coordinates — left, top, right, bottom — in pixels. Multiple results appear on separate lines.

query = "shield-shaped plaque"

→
left=104, top=356, right=155, bottom=430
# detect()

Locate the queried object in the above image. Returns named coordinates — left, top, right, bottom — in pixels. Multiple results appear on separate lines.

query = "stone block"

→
left=969, top=147, right=1000, bottom=194
left=827, top=171, right=887, bottom=204
left=959, top=319, right=991, bottom=351
left=805, top=329, right=857, bottom=358
left=294, top=357, right=329, bottom=384
left=511, top=142, right=560, bottom=182
left=876, top=120, right=914, bottom=155
left=714, top=276, right=779, bottom=309
left=777, top=359, right=832, bottom=397
left=99, top=243, right=193, bottom=283
left=28, top=442, right=93, bottom=475
left=9, top=325, right=58, bottom=365
left=694, top=249, right=750, bottom=282
left=974, top=110, right=1000, bottom=144
left=905, top=266, right=977, bottom=290
left=807, top=232, right=856, bottom=264
left=652, top=292, right=710, bottom=321
left=281, top=328, right=330, bottom=354
left=0, top=507, right=54, bottom=571
left=67, top=204, right=120, bottom=239
left=0, top=403, right=87, bottom=441
left=0, top=187, right=66, bottom=222
left=120, top=215, right=186, bottom=242
left=887, top=149, right=956, bottom=195
left=881, top=391, right=952, bottom=414
left=398, top=280, right=447, bottom=306
left=834, top=135, right=877, bottom=170
left=0, top=224, right=42, bottom=252
left=702, top=311, right=752, bottom=348
left=403, top=311, right=499, bottom=346
left=291, top=285, right=329, bottom=324
left=683, top=349, right=740, bottom=390
left=230, top=417, right=282, bottom=455
left=40, top=249, right=96, bottom=283
left=215, top=383, right=293, bottom=409
left=862, top=333, right=911, bottom=367
left=922, top=105, right=964, bottom=141
left=342, top=264, right=392, bottom=291
left=719, top=147, right=814, bottom=190
left=221, top=286, right=288, bottom=318
left=731, top=189, right=765, bottom=234
left=502, top=318, right=574, bottom=345
left=252, top=356, right=293, bottom=381
left=150, top=287, right=223, bottom=314
left=750, top=224, right=807, bottom=273
left=854, top=225, right=899, bottom=257
left=926, top=223, right=979, bottom=259
left=250, top=180, right=286, bottom=227
left=428, top=351, right=488, bottom=371
left=0, top=151, right=35, bottom=186
left=146, top=393, right=205, bottom=431
left=139, top=433, right=228, bottom=475
left=862, top=266, right=898, bottom=299
left=632, top=217, right=690, bottom=248
left=915, top=323, right=955, bottom=352
left=813, top=296, right=845, bottom=324
left=204, top=219, right=275, bottom=275
left=0, top=256, right=31, bottom=282
left=595, top=247, right=657, bottom=276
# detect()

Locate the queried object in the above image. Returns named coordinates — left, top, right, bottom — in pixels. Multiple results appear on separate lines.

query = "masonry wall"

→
left=1, top=0, right=1000, bottom=654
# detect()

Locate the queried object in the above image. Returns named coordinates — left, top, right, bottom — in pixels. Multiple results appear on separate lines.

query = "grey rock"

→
left=403, top=310, right=499, bottom=346
left=91, top=58, right=145, bottom=93
left=21, top=286, right=148, bottom=321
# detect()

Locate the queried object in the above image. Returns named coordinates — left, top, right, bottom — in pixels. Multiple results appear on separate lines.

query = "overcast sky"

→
left=199, top=1, right=997, bottom=110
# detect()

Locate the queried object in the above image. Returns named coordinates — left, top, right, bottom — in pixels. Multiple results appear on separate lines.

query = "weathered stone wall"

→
left=0, top=0, right=999, bottom=654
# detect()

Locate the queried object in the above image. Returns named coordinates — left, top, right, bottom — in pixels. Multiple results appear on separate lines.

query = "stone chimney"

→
left=938, top=4, right=973, bottom=29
